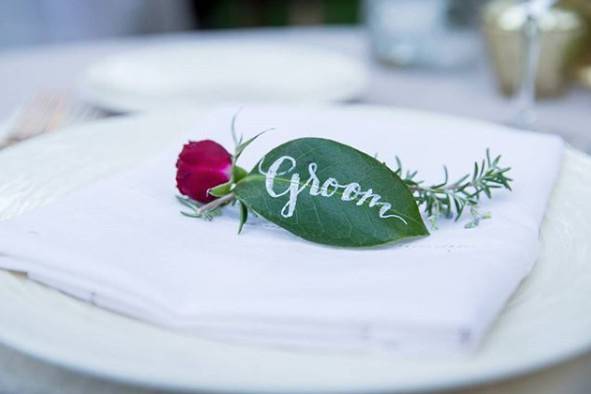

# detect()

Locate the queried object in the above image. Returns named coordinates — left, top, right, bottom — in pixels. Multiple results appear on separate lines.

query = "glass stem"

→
left=513, top=9, right=542, bottom=129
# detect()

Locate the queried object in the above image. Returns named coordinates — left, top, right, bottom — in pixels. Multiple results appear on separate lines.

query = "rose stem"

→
left=197, top=193, right=235, bottom=214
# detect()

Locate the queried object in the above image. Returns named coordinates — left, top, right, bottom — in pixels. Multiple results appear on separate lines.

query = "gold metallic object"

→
left=483, top=0, right=584, bottom=97
left=579, top=65, right=591, bottom=88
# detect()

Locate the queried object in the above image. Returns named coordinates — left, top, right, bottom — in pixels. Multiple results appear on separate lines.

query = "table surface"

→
left=0, top=27, right=590, bottom=394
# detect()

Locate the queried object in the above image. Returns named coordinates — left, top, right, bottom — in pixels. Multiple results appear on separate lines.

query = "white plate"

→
left=78, top=42, right=366, bottom=113
left=0, top=106, right=590, bottom=393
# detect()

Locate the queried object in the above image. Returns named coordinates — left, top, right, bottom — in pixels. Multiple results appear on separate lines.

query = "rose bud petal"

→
left=176, top=140, right=232, bottom=203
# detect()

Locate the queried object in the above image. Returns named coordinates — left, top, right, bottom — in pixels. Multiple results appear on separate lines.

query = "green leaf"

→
left=233, top=138, right=429, bottom=247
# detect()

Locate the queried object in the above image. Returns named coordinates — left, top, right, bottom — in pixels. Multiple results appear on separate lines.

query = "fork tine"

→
left=0, top=91, right=106, bottom=150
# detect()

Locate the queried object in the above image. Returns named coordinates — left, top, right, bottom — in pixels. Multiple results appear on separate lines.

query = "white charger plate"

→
left=78, top=42, right=366, bottom=113
left=0, top=106, right=590, bottom=393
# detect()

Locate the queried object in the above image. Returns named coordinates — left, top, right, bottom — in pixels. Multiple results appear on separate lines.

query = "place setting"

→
left=0, top=1, right=590, bottom=393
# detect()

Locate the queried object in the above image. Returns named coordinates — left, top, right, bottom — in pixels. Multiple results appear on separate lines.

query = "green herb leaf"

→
left=176, top=195, right=222, bottom=221
left=397, top=148, right=512, bottom=228
left=235, top=129, right=273, bottom=161
left=233, top=138, right=429, bottom=247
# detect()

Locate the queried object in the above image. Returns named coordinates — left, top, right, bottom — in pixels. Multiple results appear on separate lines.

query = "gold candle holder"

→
left=483, top=0, right=584, bottom=97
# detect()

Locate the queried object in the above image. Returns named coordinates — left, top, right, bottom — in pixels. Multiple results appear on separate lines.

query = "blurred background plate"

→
left=78, top=42, right=367, bottom=113
left=0, top=106, right=590, bottom=393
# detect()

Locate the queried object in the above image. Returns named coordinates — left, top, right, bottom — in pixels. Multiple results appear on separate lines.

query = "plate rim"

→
left=0, top=279, right=590, bottom=394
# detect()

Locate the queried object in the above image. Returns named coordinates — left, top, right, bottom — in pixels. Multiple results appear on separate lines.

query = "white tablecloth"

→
left=0, top=27, right=590, bottom=394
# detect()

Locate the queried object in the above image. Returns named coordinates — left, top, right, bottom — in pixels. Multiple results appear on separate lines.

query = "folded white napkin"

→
left=0, top=106, right=564, bottom=354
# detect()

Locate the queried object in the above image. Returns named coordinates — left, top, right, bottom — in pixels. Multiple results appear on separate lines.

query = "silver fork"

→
left=0, top=92, right=106, bottom=150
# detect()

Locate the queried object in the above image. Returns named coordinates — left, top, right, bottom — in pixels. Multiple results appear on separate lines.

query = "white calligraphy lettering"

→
left=258, top=156, right=408, bottom=225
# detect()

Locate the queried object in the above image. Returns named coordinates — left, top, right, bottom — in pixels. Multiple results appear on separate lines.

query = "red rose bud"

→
left=176, top=140, right=232, bottom=203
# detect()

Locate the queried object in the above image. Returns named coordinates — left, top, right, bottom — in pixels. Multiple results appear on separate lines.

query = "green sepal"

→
left=208, top=182, right=233, bottom=198
left=232, top=166, right=248, bottom=183
left=238, top=201, right=248, bottom=234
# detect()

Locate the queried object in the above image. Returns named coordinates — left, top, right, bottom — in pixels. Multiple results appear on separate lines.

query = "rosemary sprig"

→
left=176, top=195, right=223, bottom=221
left=394, top=149, right=513, bottom=229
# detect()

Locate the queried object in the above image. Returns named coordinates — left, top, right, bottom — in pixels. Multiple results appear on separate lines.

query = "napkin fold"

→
left=0, top=106, right=564, bottom=354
